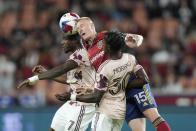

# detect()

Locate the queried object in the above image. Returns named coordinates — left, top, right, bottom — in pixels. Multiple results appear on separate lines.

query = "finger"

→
left=18, top=79, right=31, bottom=89
left=17, top=81, right=25, bottom=89
left=17, top=83, right=26, bottom=89
left=55, top=94, right=64, bottom=99
left=33, top=65, right=43, bottom=72
left=56, top=96, right=65, bottom=101
left=17, top=85, right=21, bottom=89
left=76, top=88, right=86, bottom=92
left=55, top=94, right=61, bottom=98
left=36, top=69, right=42, bottom=73
left=77, top=91, right=86, bottom=95
left=32, top=67, right=36, bottom=73
left=32, top=65, right=39, bottom=72
left=76, top=89, right=83, bottom=92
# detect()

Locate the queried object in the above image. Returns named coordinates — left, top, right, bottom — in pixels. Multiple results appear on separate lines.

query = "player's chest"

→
left=67, top=68, right=83, bottom=81
left=87, top=40, right=104, bottom=64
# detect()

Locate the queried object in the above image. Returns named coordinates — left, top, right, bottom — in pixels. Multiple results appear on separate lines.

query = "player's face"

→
left=76, top=19, right=96, bottom=41
left=61, top=39, right=75, bottom=54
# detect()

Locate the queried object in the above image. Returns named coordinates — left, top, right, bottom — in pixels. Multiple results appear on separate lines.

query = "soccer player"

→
left=55, top=31, right=149, bottom=131
left=18, top=35, right=96, bottom=131
left=75, top=17, right=170, bottom=131
left=18, top=16, right=170, bottom=131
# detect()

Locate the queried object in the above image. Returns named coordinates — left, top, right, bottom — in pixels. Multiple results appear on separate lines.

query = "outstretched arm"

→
left=17, top=60, right=78, bottom=89
left=51, top=75, right=68, bottom=84
left=32, top=65, right=68, bottom=84
left=38, top=60, right=78, bottom=80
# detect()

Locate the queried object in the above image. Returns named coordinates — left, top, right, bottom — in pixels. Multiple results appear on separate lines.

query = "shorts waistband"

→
left=68, top=101, right=96, bottom=107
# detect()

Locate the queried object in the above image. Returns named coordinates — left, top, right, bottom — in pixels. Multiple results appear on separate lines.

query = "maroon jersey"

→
left=84, top=31, right=108, bottom=71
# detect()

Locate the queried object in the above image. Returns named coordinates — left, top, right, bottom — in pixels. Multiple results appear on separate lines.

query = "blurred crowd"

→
left=0, top=0, right=195, bottom=107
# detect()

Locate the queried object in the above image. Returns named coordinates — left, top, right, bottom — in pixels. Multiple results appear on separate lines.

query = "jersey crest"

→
left=97, top=40, right=103, bottom=49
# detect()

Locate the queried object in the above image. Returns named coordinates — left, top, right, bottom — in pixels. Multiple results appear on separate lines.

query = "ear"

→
left=90, top=23, right=95, bottom=31
left=106, top=44, right=111, bottom=53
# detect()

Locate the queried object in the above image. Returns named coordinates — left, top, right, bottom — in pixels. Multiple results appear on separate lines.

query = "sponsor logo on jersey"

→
left=90, top=51, right=104, bottom=64
left=97, top=41, right=103, bottom=49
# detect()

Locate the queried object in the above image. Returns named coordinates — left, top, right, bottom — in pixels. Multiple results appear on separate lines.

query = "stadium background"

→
left=0, top=0, right=195, bottom=130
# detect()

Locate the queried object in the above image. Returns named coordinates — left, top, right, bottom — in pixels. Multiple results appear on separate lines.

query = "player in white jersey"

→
left=18, top=35, right=96, bottom=131
left=50, top=47, right=96, bottom=131
left=55, top=31, right=149, bottom=131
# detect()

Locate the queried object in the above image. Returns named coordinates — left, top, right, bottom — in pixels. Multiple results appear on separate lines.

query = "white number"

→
left=68, top=120, right=75, bottom=130
left=134, top=91, right=147, bottom=104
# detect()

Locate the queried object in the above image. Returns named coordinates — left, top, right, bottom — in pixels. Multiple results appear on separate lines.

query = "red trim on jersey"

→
left=83, top=31, right=109, bottom=71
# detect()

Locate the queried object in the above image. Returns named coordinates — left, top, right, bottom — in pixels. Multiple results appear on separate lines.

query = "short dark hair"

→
left=104, top=31, right=125, bottom=51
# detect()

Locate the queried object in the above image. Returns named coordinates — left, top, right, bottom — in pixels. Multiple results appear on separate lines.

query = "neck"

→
left=108, top=51, right=121, bottom=59
left=87, top=32, right=97, bottom=46
left=75, top=44, right=82, bottom=50
left=72, top=44, right=82, bottom=52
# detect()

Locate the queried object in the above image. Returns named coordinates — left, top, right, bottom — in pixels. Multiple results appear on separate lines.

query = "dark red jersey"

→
left=83, top=31, right=108, bottom=71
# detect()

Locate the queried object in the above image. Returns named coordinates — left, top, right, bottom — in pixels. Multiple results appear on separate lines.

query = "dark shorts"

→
left=125, top=76, right=157, bottom=123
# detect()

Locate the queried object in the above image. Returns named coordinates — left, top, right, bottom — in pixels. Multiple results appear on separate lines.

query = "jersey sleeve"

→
left=95, top=67, right=110, bottom=92
left=68, top=49, right=91, bottom=66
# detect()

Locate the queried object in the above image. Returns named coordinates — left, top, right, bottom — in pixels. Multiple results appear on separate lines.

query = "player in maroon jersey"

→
left=76, top=17, right=143, bottom=71
left=75, top=17, right=170, bottom=131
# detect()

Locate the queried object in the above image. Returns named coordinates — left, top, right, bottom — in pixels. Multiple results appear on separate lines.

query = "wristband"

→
left=28, top=75, right=39, bottom=85
left=70, top=94, right=76, bottom=101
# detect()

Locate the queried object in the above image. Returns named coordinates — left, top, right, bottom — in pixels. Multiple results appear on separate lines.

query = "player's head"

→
left=76, top=17, right=96, bottom=41
left=104, top=31, right=125, bottom=54
left=61, top=34, right=81, bottom=54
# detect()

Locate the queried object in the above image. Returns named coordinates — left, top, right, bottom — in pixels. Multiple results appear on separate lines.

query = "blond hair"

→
left=77, top=17, right=93, bottom=24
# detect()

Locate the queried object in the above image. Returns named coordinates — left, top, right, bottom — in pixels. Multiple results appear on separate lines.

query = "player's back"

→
left=95, top=53, right=142, bottom=119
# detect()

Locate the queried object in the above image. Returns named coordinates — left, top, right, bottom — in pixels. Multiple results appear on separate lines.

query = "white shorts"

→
left=51, top=101, right=95, bottom=131
left=91, top=113, right=124, bottom=131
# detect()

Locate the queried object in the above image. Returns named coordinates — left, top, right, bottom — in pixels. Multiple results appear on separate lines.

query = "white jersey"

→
left=95, top=53, right=142, bottom=119
left=51, top=48, right=96, bottom=131
left=67, top=48, right=96, bottom=105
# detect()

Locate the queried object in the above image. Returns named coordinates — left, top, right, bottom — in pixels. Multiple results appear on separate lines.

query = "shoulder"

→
left=73, top=48, right=87, bottom=54
left=69, top=48, right=88, bottom=60
left=96, top=31, right=108, bottom=40
left=97, top=59, right=111, bottom=73
left=123, top=53, right=135, bottom=59
left=100, top=30, right=108, bottom=34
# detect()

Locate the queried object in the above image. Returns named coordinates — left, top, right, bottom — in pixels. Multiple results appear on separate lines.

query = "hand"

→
left=55, top=92, right=71, bottom=102
left=32, top=65, right=47, bottom=75
left=125, top=34, right=143, bottom=48
left=76, top=87, right=93, bottom=95
left=86, top=87, right=94, bottom=94
left=17, top=79, right=31, bottom=89
left=125, top=34, right=137, bottom=48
